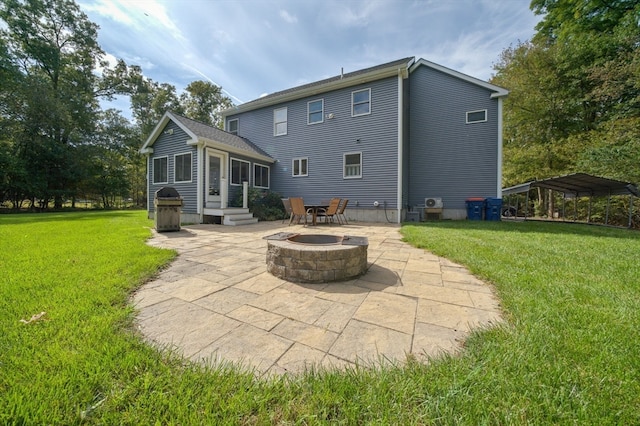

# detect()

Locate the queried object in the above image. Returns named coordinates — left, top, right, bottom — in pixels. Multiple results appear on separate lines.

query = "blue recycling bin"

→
left=465, top=198, right=485, bottom=220
left=485, top=197, right=503, bottom=221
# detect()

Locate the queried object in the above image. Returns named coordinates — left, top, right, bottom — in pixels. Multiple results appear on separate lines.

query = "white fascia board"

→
left=139, top=111, right=199, bottom=153
left=222, top=60, right=414, bottom=117
left=199, top=139, right=275, bottom=164
left=409, top=59, right=509, bottom=98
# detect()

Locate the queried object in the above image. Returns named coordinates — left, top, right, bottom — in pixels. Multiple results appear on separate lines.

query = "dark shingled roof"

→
left=170, top=112, right=273, bottom=160
left=239, top=57, right=415, bottom=107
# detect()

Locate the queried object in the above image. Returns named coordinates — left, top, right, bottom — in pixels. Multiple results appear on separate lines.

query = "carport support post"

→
left=242, top=181, right=249, bottom=209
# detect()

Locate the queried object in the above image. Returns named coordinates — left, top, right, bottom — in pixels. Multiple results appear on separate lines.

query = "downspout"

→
left=497, top=97, right=504, bottom=198
left=396, top=72, right=403, bottom=224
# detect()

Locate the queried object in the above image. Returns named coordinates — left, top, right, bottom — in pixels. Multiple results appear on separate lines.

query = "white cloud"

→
left=279, top=10, right=298, bottom=24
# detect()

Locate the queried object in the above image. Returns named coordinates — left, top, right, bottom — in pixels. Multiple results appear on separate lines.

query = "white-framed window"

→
left=466, top=109, right=487, bottom=124
left=227, top=118, right=238, bottom=135
left=152, top=156, right=168, bottom=184
left=343, top=152, right=362, bottom=179
left=230, top=158, right=250, bottom=185
left=307, top=99, right=324, bottom=124
left=174, top=152, right=192, bottom=183
left=274, top=107, right=287, bottom=136
left=352, top=88, right=371, bottom=116
left=254, top=164, right=270, bottom=189
left=292, top=157, right=308, bottom=177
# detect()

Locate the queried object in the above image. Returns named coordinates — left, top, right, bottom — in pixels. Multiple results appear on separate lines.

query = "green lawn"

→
left=1, top=212, right=639, bottom=424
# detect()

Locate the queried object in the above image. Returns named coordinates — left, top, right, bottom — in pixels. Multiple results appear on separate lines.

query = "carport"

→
left=502, top=173, right=639, bottom=228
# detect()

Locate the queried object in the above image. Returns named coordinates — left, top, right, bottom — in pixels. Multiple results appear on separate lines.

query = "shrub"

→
left=232, top=188, right=287, bottom=221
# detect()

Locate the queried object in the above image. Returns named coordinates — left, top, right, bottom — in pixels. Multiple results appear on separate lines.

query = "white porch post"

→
left=242, top=181, right=249, bottom=209
left=220, top=178, right=227, bottom=208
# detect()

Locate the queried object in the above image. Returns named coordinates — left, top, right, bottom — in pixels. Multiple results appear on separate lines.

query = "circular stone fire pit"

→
left=265, top=234, right=368, bottom=284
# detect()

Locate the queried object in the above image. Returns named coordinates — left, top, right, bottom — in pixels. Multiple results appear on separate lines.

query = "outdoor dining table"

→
left=304, top=203, right=329, bottom=226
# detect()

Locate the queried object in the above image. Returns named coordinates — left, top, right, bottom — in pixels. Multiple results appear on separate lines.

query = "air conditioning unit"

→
left=425, top=197, right=443, bottom=209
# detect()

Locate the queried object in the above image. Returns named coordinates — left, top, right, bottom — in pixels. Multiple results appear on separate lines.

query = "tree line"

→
left=0, top=0, right=231, bottom=210
left=491, top=0, right=640, bottom=220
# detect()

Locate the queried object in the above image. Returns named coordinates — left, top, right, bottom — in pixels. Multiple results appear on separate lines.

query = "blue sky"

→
left=80, top=0, right=542, bottom=111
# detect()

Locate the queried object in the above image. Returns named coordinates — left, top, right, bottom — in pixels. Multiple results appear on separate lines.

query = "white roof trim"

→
left=409, top=59, right=509, bottom=98
left=139, top=111, right=198, bottom=153
left=223, top=58, right=415, bottom=117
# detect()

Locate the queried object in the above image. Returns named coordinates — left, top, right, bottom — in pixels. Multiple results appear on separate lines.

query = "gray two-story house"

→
left=141, top=57, right=508, bottom=224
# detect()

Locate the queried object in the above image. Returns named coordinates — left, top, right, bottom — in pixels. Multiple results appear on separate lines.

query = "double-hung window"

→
left=274, top=107, right=287, bottom=136
left=292, top=157, right=308, bottom=177
left=230, top=158, right=250, bottom=185
left=153, top=156, right=168, bottom=184
left=351, top=88, right=371, bottom=116
left=466, top=109, right=487, bottom=124
left=174, top=153, right=192, bottom=183
left=307, top=99, right=324, bottom=124
left=343, top=152, right=362, bottom=179
left=227, top=119, right=238, bottom=134
left=254, top=164, right=270, bottom=189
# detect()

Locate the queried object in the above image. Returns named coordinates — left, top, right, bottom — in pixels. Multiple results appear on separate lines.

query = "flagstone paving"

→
left=133, top=221, right=503, bottom=376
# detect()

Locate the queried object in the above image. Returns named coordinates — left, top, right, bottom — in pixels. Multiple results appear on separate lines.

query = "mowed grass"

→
left=1, top=212, right=639, bottom=424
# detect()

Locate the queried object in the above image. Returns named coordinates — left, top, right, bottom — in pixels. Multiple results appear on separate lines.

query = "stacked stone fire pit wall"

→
left=266, top=237, right=368, bottom=284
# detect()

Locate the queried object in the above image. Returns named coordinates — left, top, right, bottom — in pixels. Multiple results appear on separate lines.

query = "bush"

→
left=232, top=188, right=287, bottom=221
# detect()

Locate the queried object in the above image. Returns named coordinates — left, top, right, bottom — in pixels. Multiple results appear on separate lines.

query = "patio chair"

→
left=281, top=198, right=293, bottom=224
left=289, top=197, right=309, bottom=226
left=336, top=199, right=349, bottom=225
left=317, top=198, right=340, bottom=224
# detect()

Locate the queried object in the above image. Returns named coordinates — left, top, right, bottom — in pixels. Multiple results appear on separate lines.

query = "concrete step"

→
left=224, top=217, right=259, bottom=226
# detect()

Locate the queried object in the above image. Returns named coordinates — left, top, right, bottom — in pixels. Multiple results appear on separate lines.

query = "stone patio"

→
left=133, top=221, right=503, bottom=376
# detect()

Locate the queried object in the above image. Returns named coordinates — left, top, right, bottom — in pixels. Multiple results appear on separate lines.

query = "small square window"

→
left=274, top=107, right=287, bottom=136
left=174, top=153, right=192, bottom=183
left=352, top=89, right=371, bottom=116
left=308, top=99, right=324, bottom=124
left=292, top=157, right=308, bottom=177
left=343, top=152, right=362, bottom=179
left=466, top=110, right=487, bottom=124
left=153, top=156, right=168, bottom=184
left=231, top=158, right=250, bottom=185
left=227, top=119, right=238, bottom=135
left=254, top=164, right=270, bottom=188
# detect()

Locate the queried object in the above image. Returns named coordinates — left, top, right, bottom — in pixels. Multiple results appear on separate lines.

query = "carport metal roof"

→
left=502, top=173, right=639, bottom=197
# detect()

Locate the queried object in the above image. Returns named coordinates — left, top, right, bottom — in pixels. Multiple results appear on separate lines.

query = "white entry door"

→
left=206, top=151, right=226, bottom=207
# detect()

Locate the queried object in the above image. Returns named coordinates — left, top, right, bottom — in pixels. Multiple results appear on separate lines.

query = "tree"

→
left=0, top=0, right=104, bottom=208
left=180, top=80, right=232, bottom=127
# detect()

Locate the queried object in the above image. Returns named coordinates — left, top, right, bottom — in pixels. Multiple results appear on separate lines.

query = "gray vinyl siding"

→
left=227, top=76, right=400, bottom=208
left=147, top=121, right=198, bottom=213
left=408, top=65, right=499, bottom=210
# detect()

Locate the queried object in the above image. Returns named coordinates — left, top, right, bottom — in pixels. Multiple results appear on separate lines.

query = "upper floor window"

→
left=153, top=156, right=168, bottom=184
left=230, top=158, right=250, bottom=185
left=227, top=119, right=238, bottom=134
left=174, top=153, right=192, bottom=183
left=254, top=164, right=270, bottom=189
left=343, top=152, right=362, bottom=179
left=352, top=88, right=371, bottom=116
left=466, top=110, right=487, bottom=124
left=274, top=107, right=287, bottom=136
left=308, top=99, right=324, bottom=124
left=292, top=157, right=308, bottom=177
